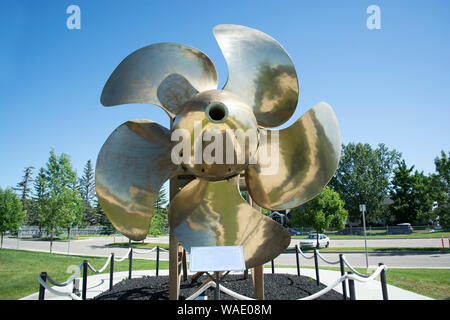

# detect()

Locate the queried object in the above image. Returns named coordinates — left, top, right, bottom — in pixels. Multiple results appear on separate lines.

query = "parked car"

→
left=288, top=228, right=302, bottom=236
left=393, top=223, right=414, bottom=234
left=300, top=233, right=330, bottom=248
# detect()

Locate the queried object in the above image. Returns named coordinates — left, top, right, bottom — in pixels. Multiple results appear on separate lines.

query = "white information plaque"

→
left=189, top=246, right=246, bottom=272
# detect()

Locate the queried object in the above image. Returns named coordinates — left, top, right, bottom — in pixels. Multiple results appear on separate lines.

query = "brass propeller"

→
left=96, top=24, right=341, bottom=268
left=168, top=176, right=291, bottom=269
left=95, top=119, right=181, bottom=241
left=213, top=24, right=299, bottom=128
left=245, top=102, right=341, bottom=211
left=101, top=43, right=218, bottom=117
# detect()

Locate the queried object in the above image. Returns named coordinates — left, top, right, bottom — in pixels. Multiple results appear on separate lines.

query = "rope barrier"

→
left=297, top=247, right=314, bottom=259
left=186, top=264, right=387, bottom=301
left=315, top=251, right=340, bottom=265
left=114, top=248, right=132, bottom=262
left=87, top=254, right=112, bottom=274
left=37, top=273, right=82, bottom=300
left=342, top=256, right=373, bottom=278
left=46, top=262, right=83, bottom=287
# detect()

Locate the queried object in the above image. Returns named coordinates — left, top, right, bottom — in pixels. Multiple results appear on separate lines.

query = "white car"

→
left=300, top=233, right=330, bottom=248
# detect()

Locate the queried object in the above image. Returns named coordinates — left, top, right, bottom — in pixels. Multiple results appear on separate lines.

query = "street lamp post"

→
left=359, top=204, right=369, bottom=269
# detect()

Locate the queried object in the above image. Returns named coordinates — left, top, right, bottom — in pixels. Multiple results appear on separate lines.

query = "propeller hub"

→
left=171, top=90, right=259, bottom=180
left=205, top=101, right=228, bottom=123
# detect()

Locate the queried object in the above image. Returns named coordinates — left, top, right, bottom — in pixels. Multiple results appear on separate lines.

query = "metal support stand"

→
left=313, top=249, right=320, bottom=286
left=82, top=260, right=88, bottom=300
left=379, top=263, right=388, bottom=300
left=295, top=245, right=301, bottom=276
left=38, top=272, right=47, bottom=300
left=348, top=271, right=356, bottom=300
left=339, top=254, right=347, bottom=300
left=109, top=253, right=114, bottom=290
left=156, top=246, right=160, bottom=276
left=214, top=271, right=220, bottom=300
left=128, top=247, right=133, bottom=280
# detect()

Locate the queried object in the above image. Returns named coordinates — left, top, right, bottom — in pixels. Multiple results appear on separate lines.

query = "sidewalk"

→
left=21, top=268, right=433, bottom=301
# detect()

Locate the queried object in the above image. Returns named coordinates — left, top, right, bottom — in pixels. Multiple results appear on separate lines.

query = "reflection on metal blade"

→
left=213, top=24, right=298, bottom=128
left=168, top=176, right=291, bottom=269
left=101, top=43, right=218, bottom=117
left=245, top=102, right=341, bottom=210
left=96, top=119, right=181, bottom=240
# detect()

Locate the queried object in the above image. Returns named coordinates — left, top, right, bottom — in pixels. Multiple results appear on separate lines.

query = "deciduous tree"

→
left=329, top=143, right=401, bottom=225
left=289, top=187, right=348, bottom=248
left=0, top=188, right=25, bottom=248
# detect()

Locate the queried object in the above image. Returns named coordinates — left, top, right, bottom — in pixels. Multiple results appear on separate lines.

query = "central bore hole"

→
left=206, top=102, right=227, bottom=122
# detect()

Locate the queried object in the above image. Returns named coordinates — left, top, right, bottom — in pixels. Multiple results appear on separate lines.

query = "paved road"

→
left=293, top=237, right=446, bottom=248
left=2, top=236, right=449, bottom=268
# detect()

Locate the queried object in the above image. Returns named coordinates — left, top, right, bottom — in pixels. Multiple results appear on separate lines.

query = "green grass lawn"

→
left=108, top=242, right=170, bottom=250
left=0, top=249, right=169, bottom=300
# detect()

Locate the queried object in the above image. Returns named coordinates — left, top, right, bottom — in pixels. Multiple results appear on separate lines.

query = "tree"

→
left=78, top=160, right=96, bottom=225
left=0, top=188, right=26, bottom=248
left=431, top=151, right=449, bottom=228
left=40, top=148, right=83, bottom=252
left=13, top=166, right=34, bottom=212
left=289, top=187, right=348, bottom=248
left=154, top=187, right=168, bottom=215
left=150, top=187, right=169, bottom=236
left=329, top=142, right=401, bottom=225
left=389, top=161, right=434, bottom=224
left=30, top=167, right=48, bottom=235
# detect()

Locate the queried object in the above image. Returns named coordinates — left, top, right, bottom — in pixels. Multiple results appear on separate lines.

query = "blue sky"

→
left=0, top=0, right=449, bottom=190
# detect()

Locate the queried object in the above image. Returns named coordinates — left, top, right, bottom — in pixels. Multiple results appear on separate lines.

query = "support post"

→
left=128, top=247, right=133, bottom=280
left=109, top=253, right=114, bottom=290
left=348, top=271, right=356, bottom=300
left=182, top=248, right=188, bottom=281
left=169, top=232, right=180, bottom=300
left=214, top=271, right=220, bottom=300
left=252, top=265, right=264, bottom=300
left=246, top=190, right=264, bottom=299
left=313, top=249, right=320, bottom=286
left=82, top=260, right=88, bottom=300
left=271, top=260, right=274, bottom=274
left=379, top=263, right=388, bottom=300
left=156, top=246, right=160, bottom=277
left=295, top=245, right=301, bottom=276
left=339, top=254, right=347, bottom=300
left=38, top=272, right=47, bottom=300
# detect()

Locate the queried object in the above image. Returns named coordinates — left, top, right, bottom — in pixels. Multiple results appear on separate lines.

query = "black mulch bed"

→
left=95, top=273, right=343, bottom=300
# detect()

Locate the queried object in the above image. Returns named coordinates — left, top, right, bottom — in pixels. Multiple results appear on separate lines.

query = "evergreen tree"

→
left=78, top=160, right=97, bottom=225
left=13, top=166, right=34, bottom=212
left=154, top=187, right=168, bottom=215
left=390, top=161, right=434, bottom=224
left=150, top=187, right=169, bottom=236
left=31, top=167, right=47, bottom=233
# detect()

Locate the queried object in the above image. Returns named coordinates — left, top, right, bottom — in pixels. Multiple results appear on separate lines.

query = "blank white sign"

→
left=189, top=246, right=246, bottom=272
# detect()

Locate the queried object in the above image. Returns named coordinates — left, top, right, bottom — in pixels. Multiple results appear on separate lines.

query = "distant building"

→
left=269, top=210, right=289, bottom=227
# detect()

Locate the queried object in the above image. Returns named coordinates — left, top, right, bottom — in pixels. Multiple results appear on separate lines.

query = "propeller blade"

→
left=245, top=102, right=341, bottom=210
left=101, top=43, right=218, bottom=117
left=95, top=119, right=181, bottom=240
left=168, top=176, right=291, bottom=269
left=213, top=24, right=299, bottom=128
